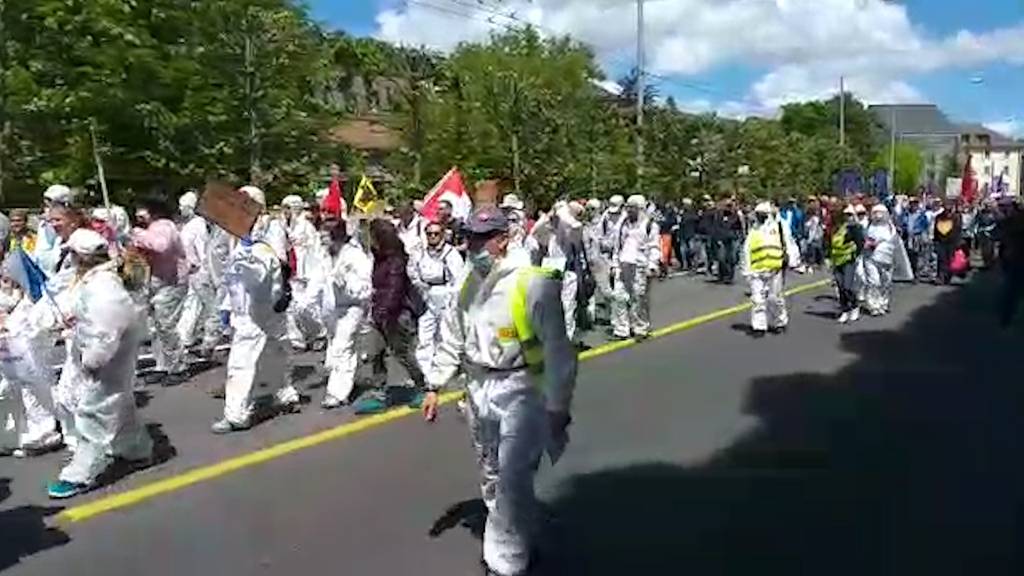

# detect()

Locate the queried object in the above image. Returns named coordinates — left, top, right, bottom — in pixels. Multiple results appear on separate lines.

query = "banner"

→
left=946, top=177, right=962, bottom=199
left=353, top=175, right=379, bottom=214
left=422, top=167, right=472, bottom=221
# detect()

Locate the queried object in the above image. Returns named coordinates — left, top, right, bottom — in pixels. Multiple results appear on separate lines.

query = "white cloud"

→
left=984, top=118, right=1023, bottom=139
left=374, top=0, right=1024, bottom=117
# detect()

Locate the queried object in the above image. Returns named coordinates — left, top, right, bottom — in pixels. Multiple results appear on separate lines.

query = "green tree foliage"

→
left=0, top=5, right=889, bottom=209
left=872, top=143, right=924, bottom=194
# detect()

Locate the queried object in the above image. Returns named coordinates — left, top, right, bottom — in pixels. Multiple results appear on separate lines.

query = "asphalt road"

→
left=3, top=270, right=1023, bottom=575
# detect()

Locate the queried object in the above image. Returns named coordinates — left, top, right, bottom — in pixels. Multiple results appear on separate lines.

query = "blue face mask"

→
left=469, top=249, right=495, bottom=276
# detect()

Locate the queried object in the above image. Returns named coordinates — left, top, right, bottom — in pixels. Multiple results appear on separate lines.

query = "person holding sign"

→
left=212, top=186, right=300, bottom=434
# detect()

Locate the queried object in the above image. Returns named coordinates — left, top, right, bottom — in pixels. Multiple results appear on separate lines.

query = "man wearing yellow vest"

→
left=422, top=206, right=577, bottom=576
left=828, top=205, right=866, bottom=324
left=740, top=202, right=802, bottom=337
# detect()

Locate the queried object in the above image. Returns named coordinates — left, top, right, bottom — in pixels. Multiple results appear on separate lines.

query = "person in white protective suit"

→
left=527, top=201, right=586, bottom=342
left=33, top=184, right=75, bottom=276
left=611, top=194, right=660, bottom=340
left=0, top=274, right=62, bottom=457
left=499, top=193, right=528, bottom=252
left=282, top=194, right=327, bottom=351
left=581, top=199, right=608, bottom=324
left=176, top=191, right=222, bottom=357
left=422, top=206, right=577, bottom=576
left=861, top=204, right=913, bottom=316
left=212, top=186, right=301, bottom=434
left=409, top=219, right=465, bottom=376
left=318, top=215, right=373, bottom=409
left=47, top=229, right=153, bottom=499
left=396, top=201, right=427, bottom=256
left=739, top=202, right=802, bottom=337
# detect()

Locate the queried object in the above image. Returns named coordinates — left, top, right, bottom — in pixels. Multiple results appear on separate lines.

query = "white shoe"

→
left=837, top=312, right=850, bottom=324
left=321, top=395, right=346, bottom=410
left=849, top=308, right=861, bottom=322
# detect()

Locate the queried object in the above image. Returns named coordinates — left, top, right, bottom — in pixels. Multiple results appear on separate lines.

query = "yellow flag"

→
left=353, top=175, right=378, bottom=213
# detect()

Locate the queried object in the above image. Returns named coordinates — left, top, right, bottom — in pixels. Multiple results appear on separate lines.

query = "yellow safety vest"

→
left=831, top=225, right=857, bottom=267
left=748, top=229, right=784, bottom=272
left=460, top=266, right=562, bottom=376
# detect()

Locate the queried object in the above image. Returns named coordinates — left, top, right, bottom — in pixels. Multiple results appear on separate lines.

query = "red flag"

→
left=422, top=167, right=471, bottom=221
left=961, top=156, right=976, bottom=204
left=321, top=174, right=347, bottom=217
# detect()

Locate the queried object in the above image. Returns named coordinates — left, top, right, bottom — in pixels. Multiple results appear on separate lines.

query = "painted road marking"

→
left=58, top=278, right=830, bottom=524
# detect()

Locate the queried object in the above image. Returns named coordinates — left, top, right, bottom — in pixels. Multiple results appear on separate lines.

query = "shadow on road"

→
left=537, top=275, right=1023, bottom=575
left=93, top=423, right=177, bottom=491
left=0, top=477, right=70, bottom=572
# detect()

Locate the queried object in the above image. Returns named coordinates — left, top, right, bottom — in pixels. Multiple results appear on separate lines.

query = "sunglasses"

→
left=425, top=230, right=443, bottom=237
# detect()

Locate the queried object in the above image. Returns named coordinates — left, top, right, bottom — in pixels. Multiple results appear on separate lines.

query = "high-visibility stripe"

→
left=748, top=230, right=784, bottom=272
left=831, top=226, right=856, bottom=267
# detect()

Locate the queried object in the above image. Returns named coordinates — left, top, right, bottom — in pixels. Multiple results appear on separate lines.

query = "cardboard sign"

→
left=198, top=181, right=262, bottom=238
left=945, top=177, right=962, bottom=199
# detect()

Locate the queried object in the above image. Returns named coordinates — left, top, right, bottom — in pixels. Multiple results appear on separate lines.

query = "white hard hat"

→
left=500, top=193, right=525, bottom=211
left=855, top=204, right=868, bottom=214
left=871, top=204, right=888, bottom=215
left=240, top=185, right=266, bottom=207
left=43, top=184, right=73, bottom=204
left=754, top=202, right=773, bottom=214
left=179, top=191, right=198, bottom=209
left=843, top=205, right=857, bottom=215
left=586, top=198, right=602, bottom=210
left=281, top=194, right=305, bottom=209
left=608, top=195, right=625, bottom=212
left=627, top=194, right=646, bottom=208
left=66, top=229, right=108, bottom=256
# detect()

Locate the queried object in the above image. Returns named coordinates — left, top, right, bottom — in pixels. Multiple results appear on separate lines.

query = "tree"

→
left=780, top=93, right=881, bottom=168
left=872, top=143, right=924, bottom=194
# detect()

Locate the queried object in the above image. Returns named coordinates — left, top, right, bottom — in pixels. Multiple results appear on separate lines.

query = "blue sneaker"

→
left=47, top=480, right=89, bottom=499
left=353, top=396, right=388, bottom=415
left=407, top=391, right=426, bottom=409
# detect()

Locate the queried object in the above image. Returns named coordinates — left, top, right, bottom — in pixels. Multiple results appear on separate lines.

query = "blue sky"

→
left=308, top=0, right=1024, bottom=135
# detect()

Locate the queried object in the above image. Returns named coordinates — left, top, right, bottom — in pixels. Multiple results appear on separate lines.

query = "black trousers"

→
left=834, top=262, right=858, bottom=312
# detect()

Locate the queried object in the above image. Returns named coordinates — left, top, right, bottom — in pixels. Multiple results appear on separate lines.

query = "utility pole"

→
left=0, top=0, right=7, bottom=205
left=839, top=76, right=846, bottom=148
left=889, top=108, right=897, bottom=195
left=635, top=0, right=645, bottom=194
left=244, top=21, right=260, bottom=182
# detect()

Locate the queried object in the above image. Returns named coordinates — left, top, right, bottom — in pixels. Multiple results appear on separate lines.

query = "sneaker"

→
left=353, top=396, right=389, bottom=415
left=751, top=329, right=767, bottom=339
left=143, top=371, right=168, bottom=386
left=848, top=308, right=861, bottom=323
left=633, top=332, right=650, bottom=341
left=277, top=400, right=302, bottom=415
left=837, top=312, right=850, bottom=324
left=211, top=418, right=251, bottom=435
left=47, top=480, right=91, bottom=499
left=407, top=391, right=426, bottom=409
left=321, top=395, right=347, bottom=410
left=770, top=325, right=788, bottom=335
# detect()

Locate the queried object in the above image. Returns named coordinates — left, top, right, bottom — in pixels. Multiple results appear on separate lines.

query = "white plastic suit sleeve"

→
left=443, top=247, right=466, bottom=295
left=739, top=233, right=754, bottom=277
left=780, top=220, right=803, bottom=269
left=645, top=219, right=661, bottom=271
left=333, top=245, right=373, bottom=303
left=426, top=296, right=465, bottom=391
left=76, top=270, right=135, bottom=370
left=528, top=274, right=578, bottom=413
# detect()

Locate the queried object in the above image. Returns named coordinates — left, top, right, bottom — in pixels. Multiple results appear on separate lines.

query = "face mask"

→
left=469, top=249, right=495, bottom=276
left=756, top=214, right=769, bottom=225
left=181, top=206, right=195, bottom=219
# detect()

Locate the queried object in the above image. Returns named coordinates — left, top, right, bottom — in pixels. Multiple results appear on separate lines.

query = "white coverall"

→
left=54, top=261, right=153, bottom=485
left=320, top=239, right=373, bottom=403
left=177, top=215, right=221, bottom=351
left=32, top=220, right=63, bottom=277
left=611, top=216, right=660, bottom=338
left=529, top=210, right=584, bottom=342
left=428, top=250, right=577, bottom=576
left=286, top=213, right=327, bottom=349
left=220, top=240, right=300, bottom=426
left=408, top=243, right=464, bottom=374
left=862, top=220, right=897, bottom=315
left=0, top=295, right=61, bottom=452
left=740, top=218, right=801, bottom=332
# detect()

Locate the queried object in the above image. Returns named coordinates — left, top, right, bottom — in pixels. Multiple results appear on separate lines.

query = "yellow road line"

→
left=58, top=277, right=830, bottom=524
